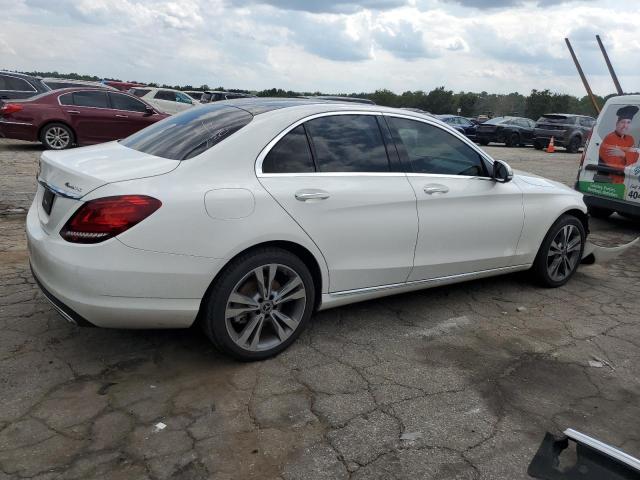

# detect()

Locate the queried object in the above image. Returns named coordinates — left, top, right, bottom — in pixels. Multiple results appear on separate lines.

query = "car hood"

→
left=513, top=169, right=577, bottom=194
left=38, top=141, right=179, bottom=199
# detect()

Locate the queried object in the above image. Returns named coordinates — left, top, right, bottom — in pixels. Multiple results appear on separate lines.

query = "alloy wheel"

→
left=546, top=225, right=582, bottom=282
left=45, top=127, right=71, bottom=149
left=224, top=263, right=307, bottom=352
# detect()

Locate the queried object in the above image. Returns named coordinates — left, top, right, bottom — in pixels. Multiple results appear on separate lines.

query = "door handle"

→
left=66, top=110, right=80, bottom=115
left=295, top=190, right=330, bottom=201
left=423, top=184, right=449, bottom=195
left=115, top=114, right=128, bottom=118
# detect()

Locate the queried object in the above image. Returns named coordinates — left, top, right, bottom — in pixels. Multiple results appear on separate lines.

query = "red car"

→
left=0, top=87, right=168, bottom=150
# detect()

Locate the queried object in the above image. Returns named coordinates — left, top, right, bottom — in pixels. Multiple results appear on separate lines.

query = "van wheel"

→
left=588, top=206, right=613, bottom=219
left=40, top=123, right=74, bottom=150
left=617, top=211, right=640, bottom=221
left=566, top=136, right=581, bottom=153
left=531, top=214, right=585, bottom=287
left=202, top=247, right=315, bottom=361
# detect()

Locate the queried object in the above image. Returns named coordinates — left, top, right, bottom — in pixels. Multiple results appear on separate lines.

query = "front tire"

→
left=531, top=215, right=585, bottom=287
left=203, top=247, right=315, bottom=361
left=40, top=123, right=74, bottom=150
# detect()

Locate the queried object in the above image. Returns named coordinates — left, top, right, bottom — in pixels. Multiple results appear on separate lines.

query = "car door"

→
left=59, top=91, right=117, bottom=144
left=0, top=74, right=37, bottom=100
left=517, top=118, right=534, bottom=142
left=385, top=114, right=524, bottom=281
left=257, top=113, right=419, bottom=293
left=107, top=92, right=159, bottom=138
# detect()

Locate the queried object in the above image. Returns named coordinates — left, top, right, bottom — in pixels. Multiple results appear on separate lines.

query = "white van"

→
left=576, top=95, right=640, bottom=219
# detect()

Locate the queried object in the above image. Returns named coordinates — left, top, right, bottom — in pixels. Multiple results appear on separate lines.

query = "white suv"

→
left=129, top=87, right=195, bottom=114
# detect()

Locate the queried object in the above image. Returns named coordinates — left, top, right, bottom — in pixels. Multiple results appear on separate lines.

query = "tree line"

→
left=16, top=69, right=619, bottom=120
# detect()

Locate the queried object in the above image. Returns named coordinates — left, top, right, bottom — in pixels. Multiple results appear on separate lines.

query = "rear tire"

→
left=479, top=139, right=489, bottom=146
left=566, top=136, right=581, bottom=153
left=40, top=123, right=74, bottom=150
left=202, top=247, right=315, bottom=361
left=533, top=140, right=544, bottom=150
left=531, top=214, right=585, bottom=288
left=588, top=206, right=613, bottom=219
left=506, top=132, right=520, bottom=147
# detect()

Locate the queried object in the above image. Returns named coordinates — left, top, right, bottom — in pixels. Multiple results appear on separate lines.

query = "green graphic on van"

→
left=577, top=181, right=625, bottom=200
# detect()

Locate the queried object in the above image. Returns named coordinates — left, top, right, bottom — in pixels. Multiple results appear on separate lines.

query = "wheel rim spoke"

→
left=229, top=292, right=259, bottom=308
left=253, top=267, right=268, bottom=298
left=272, top=310, right=299, bottom=330
left=236, top=315, right=262, bottom=347
left=273, top=277, right=302, bottom=304
left=226, top=305, right=259, bottom=319
left=270, top=313, right=289, bottom=342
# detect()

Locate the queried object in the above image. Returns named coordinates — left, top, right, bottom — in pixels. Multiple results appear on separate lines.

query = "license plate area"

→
left=42, top=187, right=56, bottom=215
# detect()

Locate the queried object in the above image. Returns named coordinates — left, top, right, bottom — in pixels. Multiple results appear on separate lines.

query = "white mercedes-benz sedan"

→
left=27, top=99, right=590, bottom=360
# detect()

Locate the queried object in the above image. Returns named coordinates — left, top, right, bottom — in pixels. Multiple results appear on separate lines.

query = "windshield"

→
left=120, top=104, right=252, bottom=160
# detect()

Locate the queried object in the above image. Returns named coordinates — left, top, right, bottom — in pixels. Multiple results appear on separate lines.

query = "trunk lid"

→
left=36, top=140, right=179, bottom=234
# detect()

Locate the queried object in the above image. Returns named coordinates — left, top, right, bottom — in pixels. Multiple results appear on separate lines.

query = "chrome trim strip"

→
left=37, top=179, right=83, bottom=200
left=38, top=285, right=78, bottom=325
left=0, top=119, right=33, bottom=126
left=564, top=429, right=640, bottom=472
left=259, top=172, right=407, bottom=178
left=255, top=110, right=383, bottom=176
left=331, top=265, right=529, bottom=297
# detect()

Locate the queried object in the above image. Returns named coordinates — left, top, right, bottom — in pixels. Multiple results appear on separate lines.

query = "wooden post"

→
left=596, top=34, right=623, bottom=95
left=565, top=38, right=600, bottom=114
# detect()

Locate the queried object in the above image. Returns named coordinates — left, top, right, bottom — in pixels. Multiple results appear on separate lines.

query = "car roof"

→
left=0, top=70, right=40, bottom=80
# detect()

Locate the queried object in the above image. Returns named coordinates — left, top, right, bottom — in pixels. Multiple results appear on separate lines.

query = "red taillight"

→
left=60, top=195, right=161, bottom=244
left=0, top=103, right=23, bottom=115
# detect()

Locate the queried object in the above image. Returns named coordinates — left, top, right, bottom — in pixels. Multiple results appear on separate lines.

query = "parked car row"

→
left=0, top=87, right=168, bottom=149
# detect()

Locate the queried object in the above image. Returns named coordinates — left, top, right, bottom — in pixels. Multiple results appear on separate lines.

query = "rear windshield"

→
left=120, top=104, right=252, bottom=160
left=484, top=117, right=509, bottom=125
left=537, top=115, right=572, bottom=124
left=130, top=88, right=151, bottom=97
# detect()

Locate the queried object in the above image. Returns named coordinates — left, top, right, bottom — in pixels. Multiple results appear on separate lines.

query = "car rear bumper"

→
left=582, top=193, right=640, bottom=217
left=476, top=132, right=505, bottom=143
left=534, top=129, right=569, bottom=145
left=26, top=200, right=222, bottom=329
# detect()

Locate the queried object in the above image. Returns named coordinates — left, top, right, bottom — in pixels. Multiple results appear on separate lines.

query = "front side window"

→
left=176, top=92, right=193, bottom=104
left=262, top=125, right=315, bottom=174
left=387, top=116, right=487, bottom=177
left=72, top=91, right=109, bottom=108
left=120, top=104, right=252, bottom=160
left=304, top=115, right=390, bottom=172
left=109, top=93, right=148, bottom=112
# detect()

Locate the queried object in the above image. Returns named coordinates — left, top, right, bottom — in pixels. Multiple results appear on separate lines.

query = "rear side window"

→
left=262, top=125, right=315, bottom=174
left=304, top=115, right=390, bottom=172
left=109, top=93, right=147, bottom=112
left=72, top=91, right=109, bottom=108
left=0, top=75, right=35, bottom=92
left=387, top=117, right=487, bottom=176
left=154, top=90, right=176, bottom=101
left=120, top=104, right=252, bottom=160
left=59, top=93, right=73, bottom=105
left=130, top=88, right=151, bottom=97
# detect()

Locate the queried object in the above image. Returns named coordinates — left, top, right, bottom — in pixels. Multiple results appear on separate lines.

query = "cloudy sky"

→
left=1, top=0, right=637, bottom=96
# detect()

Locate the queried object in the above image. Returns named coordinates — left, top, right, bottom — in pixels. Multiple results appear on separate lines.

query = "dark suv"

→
left=0, top=71, right=50, bottom=100
left=533, top=113, right=595, bottom=153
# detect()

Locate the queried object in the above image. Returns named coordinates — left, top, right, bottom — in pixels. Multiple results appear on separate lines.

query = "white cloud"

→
left=0, top=0, right=638, bottom=96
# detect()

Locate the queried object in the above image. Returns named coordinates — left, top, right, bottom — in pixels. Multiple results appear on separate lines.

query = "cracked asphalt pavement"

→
left=1, top=138, right=639, bottom=479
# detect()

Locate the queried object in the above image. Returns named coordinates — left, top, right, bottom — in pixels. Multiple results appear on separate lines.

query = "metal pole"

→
left=565, top=37, right=600, bottom=114
left=596, top=34, right=623, bottom=95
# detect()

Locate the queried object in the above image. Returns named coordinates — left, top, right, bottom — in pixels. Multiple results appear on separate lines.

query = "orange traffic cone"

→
left=546, top=136, right=555, bottom=153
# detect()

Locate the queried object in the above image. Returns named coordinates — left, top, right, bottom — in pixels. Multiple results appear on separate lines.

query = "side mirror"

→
left=493, top=160, right=513, bottom=183
left=143, top=106, right=154, bottom=116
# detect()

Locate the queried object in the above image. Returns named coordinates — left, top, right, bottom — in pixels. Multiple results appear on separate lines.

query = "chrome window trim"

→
left=255, top=110, right=388, bottom=177
left=0, top=73, right=37, bottom=93
left=57, top=91, right=150, bottom=114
